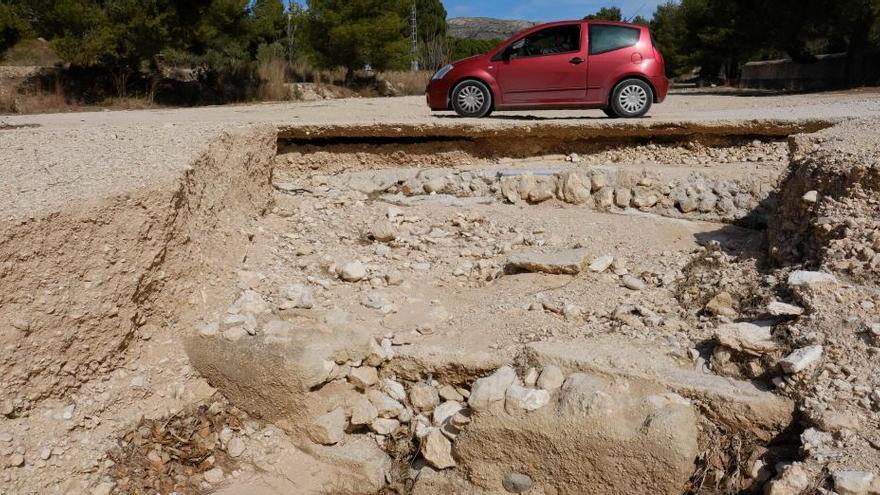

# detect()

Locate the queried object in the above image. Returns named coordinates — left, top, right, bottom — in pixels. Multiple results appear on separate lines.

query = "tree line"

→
left=1, top=0, right=878, bottom=104
left=0, top=0, right=448, bottom=103
left=592, top=1, right=880, bottom=84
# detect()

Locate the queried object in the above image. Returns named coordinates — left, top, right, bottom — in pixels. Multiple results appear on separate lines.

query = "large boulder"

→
left=186, top=319, right=374, bottom=432
left=455, top=371, right=699, bottom=495
left=526, top=338, right=795, bottom=441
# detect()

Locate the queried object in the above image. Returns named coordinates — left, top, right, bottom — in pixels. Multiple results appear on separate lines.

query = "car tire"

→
left=610, top=79, right=653, bottom=118
left=451, top=80, right=493, bottom=118
left=602, top=108, right=618, bottom=118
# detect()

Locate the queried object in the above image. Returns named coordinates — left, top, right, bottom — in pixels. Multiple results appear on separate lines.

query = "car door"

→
left=493, top=24, right=588, bottom=105
left=585, top=23, right=644, bottom=104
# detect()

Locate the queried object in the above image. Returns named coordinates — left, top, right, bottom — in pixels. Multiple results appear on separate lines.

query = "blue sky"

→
left=441, top=1, right=664, bottom=22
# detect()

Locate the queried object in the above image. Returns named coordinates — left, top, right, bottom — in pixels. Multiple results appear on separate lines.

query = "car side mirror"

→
left=502, top=48, right=512, bottom=62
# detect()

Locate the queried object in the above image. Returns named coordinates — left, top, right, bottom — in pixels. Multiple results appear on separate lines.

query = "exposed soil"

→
left=2, top=93, right=880, bottom=495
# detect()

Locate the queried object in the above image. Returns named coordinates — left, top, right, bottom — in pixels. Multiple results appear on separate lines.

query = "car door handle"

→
left=569, top=57, right=585, bottom=65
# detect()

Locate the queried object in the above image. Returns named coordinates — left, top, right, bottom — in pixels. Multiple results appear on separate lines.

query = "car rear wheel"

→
left=451, top=80, right=493, bottom=118
left=610, top=79, right=653, bottom=118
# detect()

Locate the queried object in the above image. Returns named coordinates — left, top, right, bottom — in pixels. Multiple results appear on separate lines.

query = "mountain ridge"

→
left=447, top=17, right=539, bottom=41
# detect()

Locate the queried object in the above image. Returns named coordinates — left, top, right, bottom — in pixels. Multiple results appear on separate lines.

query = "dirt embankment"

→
left=769, top=118, right=880, bottom=285
left=0, top=127, right=276, bottom=415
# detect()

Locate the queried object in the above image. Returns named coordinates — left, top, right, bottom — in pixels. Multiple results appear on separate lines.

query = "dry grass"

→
left=0, top=81, right=75, bottom=114
left=257, top=56, right=289, bottom=101
left=379, top=71, right=432, bottom=96
left=98, top=97, right=156, bottom=110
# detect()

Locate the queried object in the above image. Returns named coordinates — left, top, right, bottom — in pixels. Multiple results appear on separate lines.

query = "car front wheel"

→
left=610, top=79, right=653, bottom=118
left=451, top=80, right=493, bottom=118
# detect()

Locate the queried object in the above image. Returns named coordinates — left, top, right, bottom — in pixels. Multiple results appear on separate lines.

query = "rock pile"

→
left=403, top=168, right=771, bottom=222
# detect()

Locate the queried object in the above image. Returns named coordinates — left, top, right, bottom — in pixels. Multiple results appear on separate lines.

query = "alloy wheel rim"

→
left=457, top=85, right=485, bottom=113
left=619, top=85, right=648, bottom=113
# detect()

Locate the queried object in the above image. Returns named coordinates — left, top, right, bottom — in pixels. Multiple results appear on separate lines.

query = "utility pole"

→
left=410, top=2, right=419, bottom=72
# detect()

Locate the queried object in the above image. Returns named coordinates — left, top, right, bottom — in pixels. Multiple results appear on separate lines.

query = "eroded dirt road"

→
left=1, top=91, right=880, bottom=495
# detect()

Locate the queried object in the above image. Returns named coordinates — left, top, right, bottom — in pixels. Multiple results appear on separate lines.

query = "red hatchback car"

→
left=426, top=20, right=668, bottom=118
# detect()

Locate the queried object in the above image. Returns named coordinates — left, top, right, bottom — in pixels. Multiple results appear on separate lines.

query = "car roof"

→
left=534, top=19, right=647, bottom=28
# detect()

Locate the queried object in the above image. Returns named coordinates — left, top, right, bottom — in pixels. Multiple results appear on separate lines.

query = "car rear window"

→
left=589, top=25, right=641, bottom=55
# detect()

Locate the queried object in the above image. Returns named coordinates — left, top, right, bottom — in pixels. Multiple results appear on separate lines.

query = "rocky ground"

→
left=2, top=92, right=880, bottom=495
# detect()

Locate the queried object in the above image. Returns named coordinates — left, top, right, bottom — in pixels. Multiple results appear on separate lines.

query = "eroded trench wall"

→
left=769, top=119, right=880, bottom=284
left=0, top=127, right=277, bottom=414
left=0, top=118, right=852, bottom=419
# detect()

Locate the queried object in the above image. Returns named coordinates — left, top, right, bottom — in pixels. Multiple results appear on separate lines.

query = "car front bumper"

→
left=426, top=79, right=452, bottom=111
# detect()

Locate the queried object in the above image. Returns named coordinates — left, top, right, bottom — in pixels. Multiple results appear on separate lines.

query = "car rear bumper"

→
left=651, top=75, right=670, bottom=103
left=426, top=80, right=451, bottom=111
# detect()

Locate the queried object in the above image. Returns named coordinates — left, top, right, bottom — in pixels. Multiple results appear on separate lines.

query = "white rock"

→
left=226, top=437, right=246, bottom=458
left=536, top=365, right=565, bottom=390
left=223, top=326, right=248, bottom=342
left=339, top=261, right=367, bottom=282
left=308, top=408, right=347, bottom=445
left=787, top=270, right=837, bottom=288
left=348, top=366, right=379, bottom=390
left=367, top=390, right=405, bottom=418
left=438, top=384, right=464, bottom=402
left=414, top=416, right=435, bottom=439
left=409, top=383, right=440, bottom=411
left=765, top=463, right=811, bottom=495
left=468, top=366, right=518, bottom=411
left=714, top=322, right=779, bottom=356
left=62, top=404, right=76, bottom=420
left=767, top=301, right=805, bottom=316
left=370, top=219, right=398, bottom=242
left=433, top=401, right=464, bottom=426
left=589, top=256, right=614, bottom=273
left=280, top=283, right=314, bottom=309
left=505, top=384, right=551, bottom=413
left=422, top=429, right=456, bottom=469
left=833, top=470, right=875, bottom=495
left=204, top=467, right=225, bottom=484
left=233, top=290, right=271, bottom=315
left=370, top=418, right=400, bottom=435
left=350, top=395, right=379, bottom=426
left=802, top=190, right=819, bottom=203
left=780, top=345, right=824, bottom=374
left=381, top=379, right=407, bottom=402
left=198, top=321, right=219, bottom=337
left=622, top=275, right=647, bottom=291
left=8, top=453, right=24, bottom=467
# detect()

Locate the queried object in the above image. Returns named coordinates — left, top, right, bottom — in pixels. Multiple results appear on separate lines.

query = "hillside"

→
left=447, top=17, right=538, bottom=40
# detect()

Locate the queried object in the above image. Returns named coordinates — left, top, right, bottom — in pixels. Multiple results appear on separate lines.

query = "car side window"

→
left=508, top=25, right=581, bottom=59
left=589, top=25, right=640, bottom=55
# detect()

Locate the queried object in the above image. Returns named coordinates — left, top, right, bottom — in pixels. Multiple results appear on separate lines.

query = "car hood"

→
left=452, top=54, right=488, bottom=67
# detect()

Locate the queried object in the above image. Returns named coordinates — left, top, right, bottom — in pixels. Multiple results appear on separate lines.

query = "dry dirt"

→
left=1, top=90, right=880, bottom=495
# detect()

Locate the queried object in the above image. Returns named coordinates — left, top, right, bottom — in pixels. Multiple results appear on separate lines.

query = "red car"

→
left=427, top=20, right=668, bottom=118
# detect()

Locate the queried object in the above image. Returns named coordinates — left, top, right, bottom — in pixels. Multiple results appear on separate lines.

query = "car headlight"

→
left=432, top=64, right=454, bottom=80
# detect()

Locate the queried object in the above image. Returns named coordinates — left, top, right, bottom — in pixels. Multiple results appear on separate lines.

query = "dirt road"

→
left=1, top=91, right=880, bottom=494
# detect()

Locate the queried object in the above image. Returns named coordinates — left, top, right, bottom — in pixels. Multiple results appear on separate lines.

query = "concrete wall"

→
left=740, top=52, right=880, bottom=91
